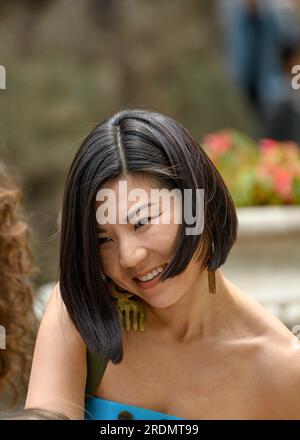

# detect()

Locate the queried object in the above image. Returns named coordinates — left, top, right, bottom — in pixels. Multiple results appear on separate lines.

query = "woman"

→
left=0, top=160, right=37, bottom=415
left=25, top=109, right=300, bottom=420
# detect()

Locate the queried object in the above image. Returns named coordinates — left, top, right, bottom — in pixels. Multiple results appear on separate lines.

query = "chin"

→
left=143, top=294, right=179, bottom=309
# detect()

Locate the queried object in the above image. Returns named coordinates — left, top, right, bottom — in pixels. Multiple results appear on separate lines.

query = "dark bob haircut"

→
left=59, top=108, right=238, bottom=363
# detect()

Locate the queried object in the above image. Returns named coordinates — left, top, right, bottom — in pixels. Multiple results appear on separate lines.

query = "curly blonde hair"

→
left=0, top=161, right=37, bottom=409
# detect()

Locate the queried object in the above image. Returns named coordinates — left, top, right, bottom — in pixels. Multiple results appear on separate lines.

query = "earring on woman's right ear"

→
left=206, top=255, right=216, bottom=294
left=207, top=270, right=216, bottom=294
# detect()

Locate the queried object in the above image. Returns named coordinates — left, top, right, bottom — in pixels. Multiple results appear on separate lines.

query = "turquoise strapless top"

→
left=85, top=396, right=185, bottom=420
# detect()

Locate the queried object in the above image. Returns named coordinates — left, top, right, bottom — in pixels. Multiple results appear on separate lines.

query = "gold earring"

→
left=207, top=270, right=216, bottom=294
left=111, top=285, right=145, bottom=332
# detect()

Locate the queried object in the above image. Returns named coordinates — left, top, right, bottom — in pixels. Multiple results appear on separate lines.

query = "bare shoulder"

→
left=244, top=300, right=300, bottom=418
left=254, top=330, right=300, bottom=419
left=25, top=283, right=88, bottom=419
left=227, top=283, right=300, bottom=418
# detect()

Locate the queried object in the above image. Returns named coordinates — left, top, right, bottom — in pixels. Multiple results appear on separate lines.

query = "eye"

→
left=134, top=211, right=162, bottom=230
left=98, top=237, right=112, bottom=245
left=98, top=212, right=162, bottom=245
left=134, top=216, right=152, bottom=231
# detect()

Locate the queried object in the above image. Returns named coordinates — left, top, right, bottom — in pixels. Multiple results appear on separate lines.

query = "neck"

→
left=142, top=269, right=237, bottom=343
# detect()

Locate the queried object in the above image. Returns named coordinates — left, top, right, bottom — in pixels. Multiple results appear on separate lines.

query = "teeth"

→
left=137, top=264, right=167, bottom=282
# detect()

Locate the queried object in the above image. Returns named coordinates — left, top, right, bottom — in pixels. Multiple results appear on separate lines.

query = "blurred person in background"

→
left=0, top=159, right=37, bottom=417
left=265, top=39, right=300, bottom=144
left=218, top=0, right=300, bottom=137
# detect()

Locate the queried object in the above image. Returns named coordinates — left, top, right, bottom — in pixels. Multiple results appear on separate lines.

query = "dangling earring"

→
left=206, top=255, right=216, bottom=294
left=111, top=284, right=145, bottom=332
left=207, top=270, right=216, bottom=294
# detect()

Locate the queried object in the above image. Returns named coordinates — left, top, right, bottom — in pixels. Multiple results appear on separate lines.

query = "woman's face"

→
left=96, top=174, right=201, bottom=308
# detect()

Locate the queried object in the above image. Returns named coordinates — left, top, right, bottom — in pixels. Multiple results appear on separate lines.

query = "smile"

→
left=135, top=263, right=167, bottom=282
left=133, top=263, right=168, bottom=289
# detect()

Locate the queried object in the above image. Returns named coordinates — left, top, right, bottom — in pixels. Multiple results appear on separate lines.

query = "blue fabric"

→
left=85, top=396, right=185, bottom=420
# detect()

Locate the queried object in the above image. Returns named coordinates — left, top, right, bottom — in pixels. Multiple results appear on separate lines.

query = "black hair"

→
left=59, top=108, right=238, bottom=363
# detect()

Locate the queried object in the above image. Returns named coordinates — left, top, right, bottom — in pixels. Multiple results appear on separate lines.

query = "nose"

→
left=119, top=236, right=147, bottom=271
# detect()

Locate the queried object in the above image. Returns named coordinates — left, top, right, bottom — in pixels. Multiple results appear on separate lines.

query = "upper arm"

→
left=25, top=283, right=87, bottom=420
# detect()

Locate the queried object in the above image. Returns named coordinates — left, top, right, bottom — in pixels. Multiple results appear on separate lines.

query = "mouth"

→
left=132, top=263, right=168, bottom=289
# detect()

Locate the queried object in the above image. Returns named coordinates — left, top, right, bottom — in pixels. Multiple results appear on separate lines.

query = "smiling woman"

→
left=25, top=109, right=300, bottom=420
left=58, top=108, right=237, bottom=361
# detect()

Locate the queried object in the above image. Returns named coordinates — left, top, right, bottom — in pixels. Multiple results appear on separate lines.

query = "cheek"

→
left=154, top=223, right=179, bottom=256
left=99, top=249, right=116, bottom=276
left=98, top=222, right=179, bottom=272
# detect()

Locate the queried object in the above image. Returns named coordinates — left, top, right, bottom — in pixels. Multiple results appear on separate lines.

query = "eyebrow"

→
left=96, top=202, right=156, bottom=233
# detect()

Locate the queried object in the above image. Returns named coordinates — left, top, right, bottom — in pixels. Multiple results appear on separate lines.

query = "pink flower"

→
left=203, top=133, right=232, bottom=154
left=260, top=139, right=278, bottom=153
left=273, top=168, right=293, bottom=198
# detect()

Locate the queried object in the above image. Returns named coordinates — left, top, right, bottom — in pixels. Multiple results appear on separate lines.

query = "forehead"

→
left=95, top=175, right=181, bottom=228
left=96, top=175, right=163, bottom=207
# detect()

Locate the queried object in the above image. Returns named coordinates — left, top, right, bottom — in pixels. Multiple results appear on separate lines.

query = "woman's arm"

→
left=4, top=408, right=70, bottom=420
left=25, top=284, right=87, bottom=420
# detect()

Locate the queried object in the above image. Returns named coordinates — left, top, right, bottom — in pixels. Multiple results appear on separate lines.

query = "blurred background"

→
left=0, top=0, right=300, bottom=413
